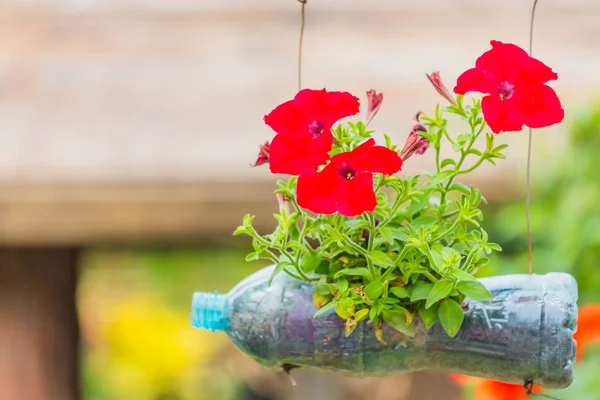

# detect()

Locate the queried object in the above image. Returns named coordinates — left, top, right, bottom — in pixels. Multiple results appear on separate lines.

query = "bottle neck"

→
left=191, top=291, right=229, bottom=332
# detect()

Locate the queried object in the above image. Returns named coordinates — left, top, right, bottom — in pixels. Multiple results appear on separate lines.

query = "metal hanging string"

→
left=525, top=0, right=538, bottom=275
left=297, top=0, right=307, bottom=91
left=524, top=380, right=562, bottom=400
left=523, top=2, right=563, bottom=399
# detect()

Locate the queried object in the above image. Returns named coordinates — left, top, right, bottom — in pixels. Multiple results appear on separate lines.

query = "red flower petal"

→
left=335, top=172, right=377, bottom=216
left=297, top=167, right=377, bottom=217
left=481, top=95, right=527, bottom=133
left=356, top=144, right=403, bottom=175
left=294, top=89, right=360, bottom=126
left=269, top=132, right=332, bottom=175
left=518, top=84, right=564, bottom=129
left=475, top=41, right=532, bottom=83
left=513, top=55, right=558, bottom=89
left=264, top=100, right=310, bottom=139
left=454, top=67, right=497, bottom=95
left=340, top=138, right=376, bottom=164
left=574, top=304, right=600, bottom=361
left=475, top=380, right=536, bottom=400
left=296, top=168, right=338, bottom=214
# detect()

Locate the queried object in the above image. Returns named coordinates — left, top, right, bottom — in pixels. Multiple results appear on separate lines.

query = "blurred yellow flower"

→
left=98, top=292, right=223, bottom=397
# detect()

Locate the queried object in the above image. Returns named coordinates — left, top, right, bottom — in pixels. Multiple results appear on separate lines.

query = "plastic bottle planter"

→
left=191, top=266, right=577, bottom=388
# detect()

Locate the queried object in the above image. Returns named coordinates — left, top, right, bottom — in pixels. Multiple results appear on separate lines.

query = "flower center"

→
left=308, top=119, right=325, bottom=136
left=496, top=81, right=515, bottom=100
left=336, top=161, right=356, bottom=180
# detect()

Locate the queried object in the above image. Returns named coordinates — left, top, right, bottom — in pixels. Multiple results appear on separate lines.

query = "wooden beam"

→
left=0, top=248, right=79, bottom=400
left=0, top=179, right=517, bottom=246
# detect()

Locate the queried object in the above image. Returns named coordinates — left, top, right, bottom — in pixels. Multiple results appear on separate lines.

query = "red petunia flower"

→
left=365, top=89, right=383, bottom=126
left=252, top=141, right=271, bottom=167
left=296, top=138, right=402, bottom=216
left=264, top=89, right=360, bottom=175
left=450, top=375, right=540, bottom=400
left=574, top=304, right=600, bottom=361
left=454, top=40, right=564, bottom=134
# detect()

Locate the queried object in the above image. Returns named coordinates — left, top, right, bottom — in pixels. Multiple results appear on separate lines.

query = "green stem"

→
left=393, top=246, right=410, bottom=265
left=422, top=244, right=441, bottom=273
left=462, top=246, right=480, bottom=273
left=455, top=156, right=486, bottom=176
left=343, top=236, right=369, bottom=257
left=367, top=213, right=376, bottom=252
left=366, top=212, right=379, bottom=280
left=423, top=271, right=439, bottom=283
left=430, top=217, right=461, bottom=243
left=249, top=229, right=272, bottom=247
left=439, top=130, right=478, bottom=205
left=266, top=250, right=305, bottom=281
left=280, top=248, right=312, bottom=282
left=442, top=129, right=457, bottom=146
left=378, top=192, right=408, bottom=230
left=442, top=209, right=460, bottom=219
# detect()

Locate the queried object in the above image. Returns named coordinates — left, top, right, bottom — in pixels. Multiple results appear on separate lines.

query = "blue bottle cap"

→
left=191, top=291, right=229, bottom=332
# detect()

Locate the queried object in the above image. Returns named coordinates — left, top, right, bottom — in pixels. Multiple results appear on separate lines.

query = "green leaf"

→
left=426, top=278, right=455, bottom=309
left=429, top=170, right=455, bottom=186
left=313, top=292, right=332, bottom=308
left=244, top=252, right=259, bottom=262
left=457, top=133, right=471, bottom=145
left=354, top=308, right=369, bottom=321
left=369, top=306, right=378, bottom=322
left=448, top=182, right=471, bottom=195
left=242, top=213, right=255, bottom=226
left=379, top=227, right=395, bottom=245
left=487, top=243, right=502, bottom=251
left=392, top=230, right=409, bottom=242
left=335, top=298, right=354, bottom=319
left=301, top=250, right=322, bottom=273
left=364, top=281, right=384, bottom=301
left=452, top=269, right=477, bottom=282
left=412, top=215, right=439, bottom=229
left=457, top=280, right=493, bottom=302
left=334, top=267, right=371, bottom=280
left=382, top=310, right=415, bottom=337
left=313, top=300, right=337, bottom=318
left=390, top=286, right=410, bottom=299
left=418, top=303, right=438, bottom=329
left=337, top=278, right=349, bottom=294
left=410, top=282, right=434, bottom=302
left=233, top=226, right=248, bottom=236
left=440, top=158, right=456, bottom=169
left=268, top=262, right=291, bottom=286
left=438, top=298, right=464, bottom=338
left=367, top=251, right=396, bottom=268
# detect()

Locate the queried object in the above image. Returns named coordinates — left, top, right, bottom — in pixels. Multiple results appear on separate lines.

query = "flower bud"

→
left=426, top=71, right=457, bottom=106
left=400, top=112, right=429, bottom=161
left=276, top=193, right=294, bottom=216
left=365, top=89, right=383, bottom=126
left=252, top=141, right=270, bottom=167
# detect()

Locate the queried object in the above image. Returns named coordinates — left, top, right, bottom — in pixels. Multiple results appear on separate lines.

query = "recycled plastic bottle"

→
left=191, top=265, right=577, bottom=388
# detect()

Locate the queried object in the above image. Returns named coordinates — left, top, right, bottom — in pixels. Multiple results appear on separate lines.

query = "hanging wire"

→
left=297, top=0, right=307, bottom=91
left=525, top=0, right=539, bottom=275
left=523, top=5, right=562, bottom=398
left=524, top=380, right=562, bottom=400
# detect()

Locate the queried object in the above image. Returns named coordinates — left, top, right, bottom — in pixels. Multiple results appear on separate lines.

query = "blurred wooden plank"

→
left=0, top=6, right=595, bottom=184
left=0, top=248, right=79, bottom=400
left=0, top=177, right=517, bottom=246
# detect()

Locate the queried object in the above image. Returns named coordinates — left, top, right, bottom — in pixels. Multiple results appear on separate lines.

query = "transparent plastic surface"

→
left=191, top=266, right=577, bottom=388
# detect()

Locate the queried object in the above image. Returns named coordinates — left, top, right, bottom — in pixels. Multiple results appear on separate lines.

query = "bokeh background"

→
left=0, top=1, right=599, bottom=399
